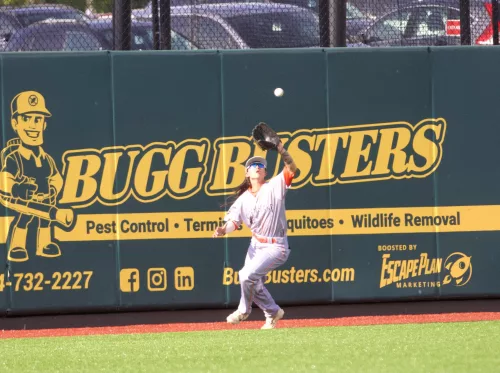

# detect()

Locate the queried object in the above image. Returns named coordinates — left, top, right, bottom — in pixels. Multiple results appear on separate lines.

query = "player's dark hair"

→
left=234, top=177, right=251, bottom=198
left=220, top=176, right=250, bottom=208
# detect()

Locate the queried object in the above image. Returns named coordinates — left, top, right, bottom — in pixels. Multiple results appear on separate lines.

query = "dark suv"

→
left=0, top=4, right=92, bottom=49
left=134, top=0, right=373, bottom=43
left=4, top=18, right=198, bottom=52
left=4, top=20, right=104, bottom=52
left=87, top=18, right=198, bottom=50
left=134, top=3, right=322, bottom=49
left=0, top=4, right=91, bottom=27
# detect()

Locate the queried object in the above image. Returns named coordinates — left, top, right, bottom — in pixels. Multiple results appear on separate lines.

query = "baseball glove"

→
left=252, top=122, right=281, bottom=151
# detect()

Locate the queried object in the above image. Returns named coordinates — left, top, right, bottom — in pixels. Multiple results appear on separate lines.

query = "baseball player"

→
left=212, top=138, right=297, bottom=330
left=0, top=91, right=63, bottom=262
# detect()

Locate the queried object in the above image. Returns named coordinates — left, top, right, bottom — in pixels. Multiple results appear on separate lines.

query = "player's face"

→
left=13, top=113, right=47, bottom=146
left=246, top=162, right=266, bottom=182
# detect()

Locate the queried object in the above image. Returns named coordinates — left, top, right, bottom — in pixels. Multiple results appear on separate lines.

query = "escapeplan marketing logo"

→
left=442, top=252, right=472, bottom=287
left=380, top=251, right=472, bottom=289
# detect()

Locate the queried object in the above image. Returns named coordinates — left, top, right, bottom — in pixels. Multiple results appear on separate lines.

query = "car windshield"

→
left=96, top=25, right=197, bottom=50
left=13, top=11, right=89, bottom=27
left=5, top=27, right=103, bottom=51
left=225, top=11, right=319, bottom=48
left=132, top=27, right=154, bottom=49
left=347, top=3, right=365, bottom=19
left=98, top=25, right=154, bottom=49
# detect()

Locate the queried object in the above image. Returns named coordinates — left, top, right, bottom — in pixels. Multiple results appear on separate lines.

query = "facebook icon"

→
left=120, top=269, right=140, bottom=292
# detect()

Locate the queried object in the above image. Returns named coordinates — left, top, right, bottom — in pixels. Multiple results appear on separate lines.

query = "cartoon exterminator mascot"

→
left=0, top=91, right=73, bottom=262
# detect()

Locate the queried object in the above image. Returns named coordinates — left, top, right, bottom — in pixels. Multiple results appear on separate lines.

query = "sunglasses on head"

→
left=247, top=162, right=265, bottom=169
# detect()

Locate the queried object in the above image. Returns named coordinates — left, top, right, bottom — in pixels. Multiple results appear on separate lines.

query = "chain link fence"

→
left=348, top=0, right=499, bottom=46
left=0, top=0, right=497, bottom=51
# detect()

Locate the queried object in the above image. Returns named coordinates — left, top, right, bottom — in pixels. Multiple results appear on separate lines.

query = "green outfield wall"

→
left=0, top=46, right=497, bottom=316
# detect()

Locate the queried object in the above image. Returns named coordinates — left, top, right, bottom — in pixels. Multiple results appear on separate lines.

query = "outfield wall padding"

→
left=0, top=47, right=497, bottom=316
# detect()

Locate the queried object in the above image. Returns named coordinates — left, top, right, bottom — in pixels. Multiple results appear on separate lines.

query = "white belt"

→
left=252, top=233, right=286, bottom=245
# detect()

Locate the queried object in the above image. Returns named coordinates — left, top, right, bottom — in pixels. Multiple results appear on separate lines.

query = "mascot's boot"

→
left=7, top=227, right=29, bottom=262
left=36, top=227, right=61, bottom=258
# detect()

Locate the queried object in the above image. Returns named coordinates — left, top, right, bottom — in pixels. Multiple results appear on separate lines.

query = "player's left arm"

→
left=277, top=142, right=297, bottom=187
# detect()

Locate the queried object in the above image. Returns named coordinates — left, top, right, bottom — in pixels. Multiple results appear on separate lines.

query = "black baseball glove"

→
left=252, top=122, right=281, bottom=151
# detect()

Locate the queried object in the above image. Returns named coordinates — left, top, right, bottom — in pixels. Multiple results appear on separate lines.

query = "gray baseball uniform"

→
left=224, top=168, right=294, bottom=317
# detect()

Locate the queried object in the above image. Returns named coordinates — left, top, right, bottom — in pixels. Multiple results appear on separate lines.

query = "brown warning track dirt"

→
left=1, top=299, right=499, bottom=339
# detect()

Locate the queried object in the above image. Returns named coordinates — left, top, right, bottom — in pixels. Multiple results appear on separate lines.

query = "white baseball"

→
left=274, top=88, right=284, bottom=97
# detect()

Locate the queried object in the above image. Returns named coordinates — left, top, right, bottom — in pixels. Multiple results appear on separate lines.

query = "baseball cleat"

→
left=261, top=308, right=284, bottom=330
left=226, top=310, right=249, bottom=324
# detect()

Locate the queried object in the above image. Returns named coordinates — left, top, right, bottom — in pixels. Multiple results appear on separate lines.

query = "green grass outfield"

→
left=1, top=321, right=499, bottom=373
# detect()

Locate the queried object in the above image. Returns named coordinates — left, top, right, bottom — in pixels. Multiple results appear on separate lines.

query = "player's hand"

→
left=11, top=182, right=38, bottom=200
left=212, top=226, right=226, bottom=238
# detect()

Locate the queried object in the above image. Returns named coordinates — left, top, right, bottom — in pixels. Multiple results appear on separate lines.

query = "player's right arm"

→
left=212, top=197, right=243, bottom=238
left=212, top=220, right=240, bottom=238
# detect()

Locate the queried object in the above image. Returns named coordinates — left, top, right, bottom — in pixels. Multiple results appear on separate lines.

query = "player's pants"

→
left=237, top=239, right=290, bottom=318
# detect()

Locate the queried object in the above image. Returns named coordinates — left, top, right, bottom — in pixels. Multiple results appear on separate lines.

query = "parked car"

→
left=4, top=19, right=104, bottom=52
left=133, top=3, right=321, bottom=49
left=133, top=0, right=372, bottom=41
left=87, top=18, right=198, bottom=50
left=4, top=18, right=199, bottom=52
left=0, top=12, right=22, bottom=50
left=357, top=0, right=500, bottom=47
left=0, top=4, right=91, bottom=27
left=0, top=4, right=93, bottom=49
left=349, top=0, right=418, bottom=18
left=272, top=0, right=374, bottom=36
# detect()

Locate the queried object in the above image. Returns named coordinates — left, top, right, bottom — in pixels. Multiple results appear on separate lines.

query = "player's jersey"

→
left=224, top=168, right=294, bottom=239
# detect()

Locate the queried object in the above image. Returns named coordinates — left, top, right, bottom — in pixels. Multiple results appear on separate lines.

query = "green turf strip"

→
left=1, top=321, right=499, bottom=373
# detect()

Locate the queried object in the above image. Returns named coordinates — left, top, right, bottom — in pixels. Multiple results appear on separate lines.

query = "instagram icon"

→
left=147, top=268, right=167, bottom=291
